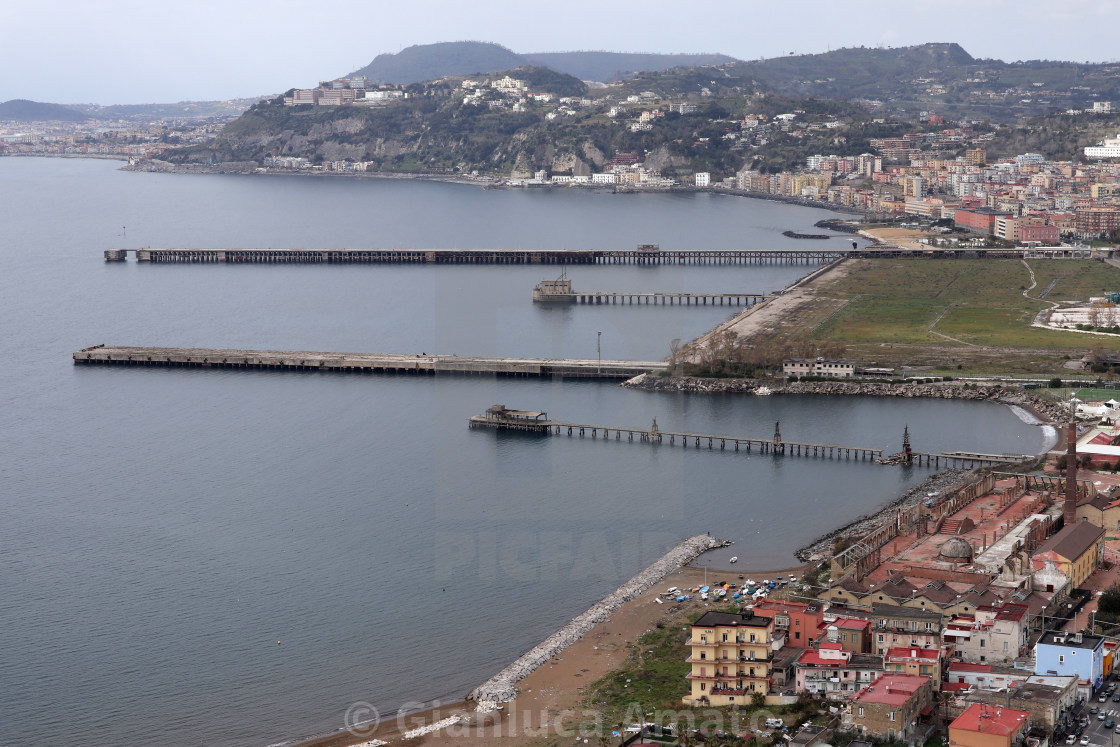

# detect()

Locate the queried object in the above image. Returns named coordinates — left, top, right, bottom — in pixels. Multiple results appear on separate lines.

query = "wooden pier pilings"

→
left=545, top=291, right=768, bottom=306
left=73, top=345, right=667, bottom=380
left=111, top=248, right=848, bottom=265
left=468, top=413, right=883, bottom=460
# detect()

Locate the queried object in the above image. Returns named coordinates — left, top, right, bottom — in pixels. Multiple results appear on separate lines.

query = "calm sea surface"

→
left=0, top=158, right=1050, bottom=747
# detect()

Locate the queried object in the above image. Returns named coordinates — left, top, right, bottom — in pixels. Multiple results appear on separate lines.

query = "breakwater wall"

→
left=623, top=375, right=1070, bottom=424
left=467, top=533, right=729, bottom=704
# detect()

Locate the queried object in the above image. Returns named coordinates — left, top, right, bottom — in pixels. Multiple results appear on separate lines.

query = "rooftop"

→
left=1033, top=521, right=1105, bottom=562
left=950, top=703, right=1029, bottom=736
left=851, top=673, right=930, bottom=705
left=1038, top=630, right=1104, bottom=650
left=692, top=611, right=772, bottom=629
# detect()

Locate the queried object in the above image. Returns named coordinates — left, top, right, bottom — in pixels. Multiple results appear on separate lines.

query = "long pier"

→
left=468, top=412, right=883, bottom=460
left=103, top=246, right=1084, bottom=265
left=544, top=291, right=768, bottom=306
left=72, top=345, right=666, bottom=379
left=107, top=247, right=844, bottom=265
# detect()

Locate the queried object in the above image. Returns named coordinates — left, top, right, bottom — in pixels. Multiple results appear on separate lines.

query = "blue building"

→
left=1034, top=631, right=1105, bottom=697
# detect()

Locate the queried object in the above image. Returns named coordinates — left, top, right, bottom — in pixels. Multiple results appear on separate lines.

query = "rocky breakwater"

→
left=624, top=375, right=1068, bottom=424
left=467, top=533, right=729, bottom=705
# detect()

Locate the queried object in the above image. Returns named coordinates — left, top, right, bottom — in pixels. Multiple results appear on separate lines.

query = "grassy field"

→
left=796, top=258, right=1120, bottom=374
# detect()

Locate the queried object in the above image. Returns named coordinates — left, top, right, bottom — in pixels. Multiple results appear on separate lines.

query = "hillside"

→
left=738, top=43, right=1120, bottom=121
left=521, top=51, right=739, bottom=82
left=161, top=64, right=787, bottom=177
left=349, top=41, right=740, bottom=84
left=0, top=99, right=89, bottom=122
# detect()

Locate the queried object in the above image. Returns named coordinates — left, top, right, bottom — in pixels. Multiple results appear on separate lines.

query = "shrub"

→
left=1048, top=377, right=1063, bottom=388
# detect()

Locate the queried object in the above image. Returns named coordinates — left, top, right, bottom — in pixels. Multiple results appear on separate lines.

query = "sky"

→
left=5, top=0, right=1119, bottom=105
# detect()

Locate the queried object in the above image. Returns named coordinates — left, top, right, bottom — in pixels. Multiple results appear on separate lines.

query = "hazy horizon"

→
left=5, top=0, right=1119, bottom=105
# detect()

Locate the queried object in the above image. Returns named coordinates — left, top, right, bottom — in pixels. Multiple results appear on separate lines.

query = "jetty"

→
left=876, top=427, right=1032, bottom=468
left=532, top=276, right=766, bottom=306
left=105, top=246, right=844, bottom=265
left=470, top=408, right=883, bottom=460
left=72, top=345, right=666, bottom=379
left=103, top=245, right=1090, bottom=265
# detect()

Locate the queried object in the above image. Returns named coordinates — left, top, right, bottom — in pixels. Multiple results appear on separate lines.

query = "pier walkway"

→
left=538, top=291, right=768, bottom=306
left=107, top=247, right=845, bottom=265
left=73, top=345, right=666, bottom=379
left=906, top=451, right=1035, bottom=468
left=469, top=408, right=883, bottom=460
left=103, top=246, right=1080, bottom=265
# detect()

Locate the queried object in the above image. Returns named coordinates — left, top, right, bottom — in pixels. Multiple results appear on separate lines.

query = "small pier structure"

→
left=468, top=405, right=553, bottom=433
left=469, top=409, right=883, bottom=460
left=878, top=426, right=1031, bottom=468
left=532, top=275, right=765, bottom=306
left=73, top=345, right=666, bottom=379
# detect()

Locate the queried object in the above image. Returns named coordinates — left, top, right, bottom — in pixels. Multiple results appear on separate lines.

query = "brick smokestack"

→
left=1065, top=421, right=1078, bottom=525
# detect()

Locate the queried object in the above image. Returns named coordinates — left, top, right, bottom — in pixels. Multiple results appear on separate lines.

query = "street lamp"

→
left=597, top=331, right=602, bottom=375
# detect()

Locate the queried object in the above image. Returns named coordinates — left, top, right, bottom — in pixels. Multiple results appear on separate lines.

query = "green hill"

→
left=349, top=41, right=740, bottom=84
left=0, top=99, right=89, bottom=122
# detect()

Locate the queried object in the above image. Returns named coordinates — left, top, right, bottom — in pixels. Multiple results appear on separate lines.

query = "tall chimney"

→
left=1065, top=421, right=1078, bottom=525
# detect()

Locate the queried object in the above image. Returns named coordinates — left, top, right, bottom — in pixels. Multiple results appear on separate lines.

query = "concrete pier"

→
left=72, top=345, right=667, bottom=379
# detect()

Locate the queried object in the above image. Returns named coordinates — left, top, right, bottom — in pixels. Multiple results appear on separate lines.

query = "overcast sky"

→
left=5, top=0, right=1119, bottom=105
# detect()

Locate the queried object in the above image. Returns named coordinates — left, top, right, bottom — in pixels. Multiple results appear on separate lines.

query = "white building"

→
left=1085, top=133, right=1120, bottom=159
left=591, top=173, right=617, bottom=184
left=783, top=358, right=856, bottom=378
left=695, top=172, right=711, bottom=187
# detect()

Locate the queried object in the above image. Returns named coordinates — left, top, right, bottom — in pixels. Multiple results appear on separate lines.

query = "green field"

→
left=798, top=258, right=1120, bottom=374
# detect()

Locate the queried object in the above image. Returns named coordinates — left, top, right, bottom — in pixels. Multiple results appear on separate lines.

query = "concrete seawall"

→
left=468, top=533, right=729, bottom=704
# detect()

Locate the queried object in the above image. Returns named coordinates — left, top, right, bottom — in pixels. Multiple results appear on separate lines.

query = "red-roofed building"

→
left=843, top=673, right=935, bottom=741
left=948, top=703, right=1029, bottom=747
left=794, top=643, right=884, bottom=699
left=754, top=598, right=826, bottom=648
left=885, top=646, right=942, bottom=689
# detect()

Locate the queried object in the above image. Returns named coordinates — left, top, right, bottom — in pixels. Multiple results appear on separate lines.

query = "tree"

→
left=1099, top=583, right=1120, bottom=616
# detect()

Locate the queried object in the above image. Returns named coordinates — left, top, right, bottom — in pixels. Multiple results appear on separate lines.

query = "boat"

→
left=729, top=556, right=738, bottom=563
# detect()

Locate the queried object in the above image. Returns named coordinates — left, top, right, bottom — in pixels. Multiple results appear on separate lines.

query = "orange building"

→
left=948, top=703, right=1029, bottom=747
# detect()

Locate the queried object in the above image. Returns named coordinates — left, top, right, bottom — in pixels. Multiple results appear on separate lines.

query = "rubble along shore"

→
left=467, top=533, right=729, bottom=705
left=623, top=375, right=1070, bottom=424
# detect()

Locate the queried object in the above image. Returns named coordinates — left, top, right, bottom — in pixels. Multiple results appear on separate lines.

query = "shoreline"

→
left=286, top=560, right=804, bottom=747
left=114, top=157, right=874, bottom=217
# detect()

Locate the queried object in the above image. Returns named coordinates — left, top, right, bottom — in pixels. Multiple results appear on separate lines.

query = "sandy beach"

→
left=290, top=561, right=805, bottom=747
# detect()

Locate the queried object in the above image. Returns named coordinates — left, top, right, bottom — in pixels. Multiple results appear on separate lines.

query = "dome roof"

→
left=939, top=537, right=973, bottom=560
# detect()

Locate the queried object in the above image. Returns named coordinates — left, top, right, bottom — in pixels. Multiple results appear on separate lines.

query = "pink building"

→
left=794, top=642, right=884, bottom=699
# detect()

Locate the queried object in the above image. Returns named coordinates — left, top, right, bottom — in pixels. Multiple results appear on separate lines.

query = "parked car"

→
left=1099, top=712, right=1107, bottom=721
left=1066, top=735, right=1077, bottom=744
left=1082, top=736, right=1091, bottom=746
left=1106, top=719, right=1115, bottom=729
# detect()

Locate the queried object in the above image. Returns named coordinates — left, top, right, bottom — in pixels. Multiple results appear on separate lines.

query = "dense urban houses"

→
left=884, top=646, right=942, bottom=689
left=793, top=643, right=884, bottom=699
left=754, top=599, right=826, bottom=649
left=1034, top=631, right=1106, bottom=697
left=942, top=603, right=1029, bottom=664
left=684, top=610, right=774, bottom=706
left=947, top=704, right=1030, bottom=747
left=832, top=604, right=945, bottom=655
left=958, top=677, right=1078, bottom=735
left=842, top=673, right=936, bottom=742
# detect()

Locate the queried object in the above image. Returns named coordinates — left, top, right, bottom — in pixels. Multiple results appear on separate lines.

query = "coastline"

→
left=624, top=375, right=1071, bottom=424
left=286, top=560, right=804, bottom=747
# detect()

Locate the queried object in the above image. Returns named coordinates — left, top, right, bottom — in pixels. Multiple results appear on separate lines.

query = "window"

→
left=1059, top=655, right=1065, bottom=665
left=700, top=652, right=706, bottom=660
left=795, top=632, right=801, bottom=640
left=858, top=707, right=865, bottom=717
left=888, top=711, right=896, bottom=722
